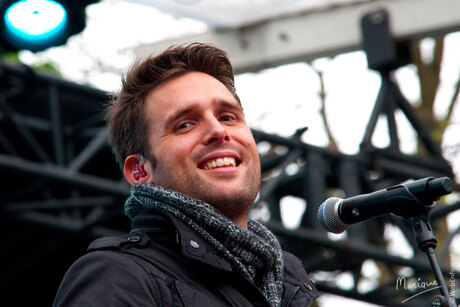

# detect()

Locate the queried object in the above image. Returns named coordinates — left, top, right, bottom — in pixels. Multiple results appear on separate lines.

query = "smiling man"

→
left=136, top=71, right=261, bottom=227
left=53, top=43, right=318, bottom=307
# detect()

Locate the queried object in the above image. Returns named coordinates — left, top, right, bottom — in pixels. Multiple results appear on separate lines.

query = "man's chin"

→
left=194, top=187, right=256, bottom=210
left=192, top=188, right=239, bottom=204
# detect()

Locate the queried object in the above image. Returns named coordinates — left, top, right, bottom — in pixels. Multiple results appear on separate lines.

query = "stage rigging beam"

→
left=0, top=154, right=129, bottom=197
left=68, top=127, right=109, bottom=172
left=266, top=221, right=453, bottom=275
left=133, top=0, right=460, bottom=73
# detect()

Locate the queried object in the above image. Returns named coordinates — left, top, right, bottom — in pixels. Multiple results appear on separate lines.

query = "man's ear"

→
left=124, top=154, right=153, bottom=186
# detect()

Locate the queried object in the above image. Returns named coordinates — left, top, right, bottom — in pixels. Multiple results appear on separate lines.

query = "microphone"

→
left=318, top=176, right=454, bottom=233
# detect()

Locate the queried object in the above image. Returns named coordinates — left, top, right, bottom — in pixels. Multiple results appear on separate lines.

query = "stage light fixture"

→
left=4, top=0, right=67, bottom=50
left=0, top=0, right=99, bottom=52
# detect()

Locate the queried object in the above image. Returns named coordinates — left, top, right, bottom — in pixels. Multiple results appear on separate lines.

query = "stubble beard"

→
left=152, top=163, right=261, bottom=221
left=191, top=169, right=261, bottom=219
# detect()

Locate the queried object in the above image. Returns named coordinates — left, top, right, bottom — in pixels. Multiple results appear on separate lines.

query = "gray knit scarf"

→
left=124, top=183, right=284, bottom=307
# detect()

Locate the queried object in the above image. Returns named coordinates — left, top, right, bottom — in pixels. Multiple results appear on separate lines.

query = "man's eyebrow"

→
left=163, top=98, right=243, bottom=129
left=213, top=98, right=243, bottom=111
left=164, top=105, right=197, bottom=129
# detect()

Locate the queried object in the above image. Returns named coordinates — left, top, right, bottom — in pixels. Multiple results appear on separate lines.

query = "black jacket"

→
left=53, top=212, right=319, bottom=306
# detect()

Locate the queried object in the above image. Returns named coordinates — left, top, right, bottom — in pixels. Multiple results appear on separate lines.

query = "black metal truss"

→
left=0, top=58, right=458, bottom=306
left=252, top=126, right=458, bottom=305
left=0, top=62, right=130, bottom=305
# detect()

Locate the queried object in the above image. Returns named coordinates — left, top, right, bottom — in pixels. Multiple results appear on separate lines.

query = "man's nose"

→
left=203, top=116, right=230, bottom=145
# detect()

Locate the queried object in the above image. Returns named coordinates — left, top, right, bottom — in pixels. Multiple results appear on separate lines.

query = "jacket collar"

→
left=132, top=211, right=233, bottom=272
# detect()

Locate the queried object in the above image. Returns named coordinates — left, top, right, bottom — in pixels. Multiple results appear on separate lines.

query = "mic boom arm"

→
left=339, top=176, right=453, bottom=224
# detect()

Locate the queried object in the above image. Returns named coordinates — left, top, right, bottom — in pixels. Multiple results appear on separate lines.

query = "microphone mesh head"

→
left=317, top=197, right=348, bottom=234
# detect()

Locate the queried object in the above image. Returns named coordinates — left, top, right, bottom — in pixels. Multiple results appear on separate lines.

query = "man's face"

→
left=144, top=72, right=261, bottom=220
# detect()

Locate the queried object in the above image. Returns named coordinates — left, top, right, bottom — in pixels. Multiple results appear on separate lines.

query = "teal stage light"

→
left=4, top=0, right=68, bottom=50
left=0, top=0, right=99, bottom=53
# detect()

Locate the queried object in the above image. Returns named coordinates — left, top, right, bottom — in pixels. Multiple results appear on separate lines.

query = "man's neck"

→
left=233, top=216, right=248, bottom=229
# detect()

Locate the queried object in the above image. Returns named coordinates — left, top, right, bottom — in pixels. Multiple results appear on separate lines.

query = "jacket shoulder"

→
left=282, top=251, right=320, bottom=306
left=53, top=233, right=171, bottom=307
left=87, top=232, right=150, bottom=251
left=282, top=251, right=309, bottom=281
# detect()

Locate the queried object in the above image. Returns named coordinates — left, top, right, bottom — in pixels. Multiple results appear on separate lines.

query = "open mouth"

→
left=200, top=157, right=239, bottom=170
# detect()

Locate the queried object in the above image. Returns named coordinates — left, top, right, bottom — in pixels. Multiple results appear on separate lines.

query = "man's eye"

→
left=220, top=115, right=234, bottom=121
left=176, top=122, right=193, bottom=130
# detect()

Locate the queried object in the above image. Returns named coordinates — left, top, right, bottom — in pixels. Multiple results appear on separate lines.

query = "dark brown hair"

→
left=105, top=43, right=240, bottom=169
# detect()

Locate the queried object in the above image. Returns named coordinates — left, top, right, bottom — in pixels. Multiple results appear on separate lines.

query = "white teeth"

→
left=203, top=157, right=236, bottom=170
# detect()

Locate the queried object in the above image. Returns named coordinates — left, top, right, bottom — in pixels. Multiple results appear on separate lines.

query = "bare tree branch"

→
left=444, top=69, right=460, bottom=129
left=313, top=67, right=338, bottom=152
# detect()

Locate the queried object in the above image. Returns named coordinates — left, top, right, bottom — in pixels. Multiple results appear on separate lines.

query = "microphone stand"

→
left=406, top=211, right=456, bottom=307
